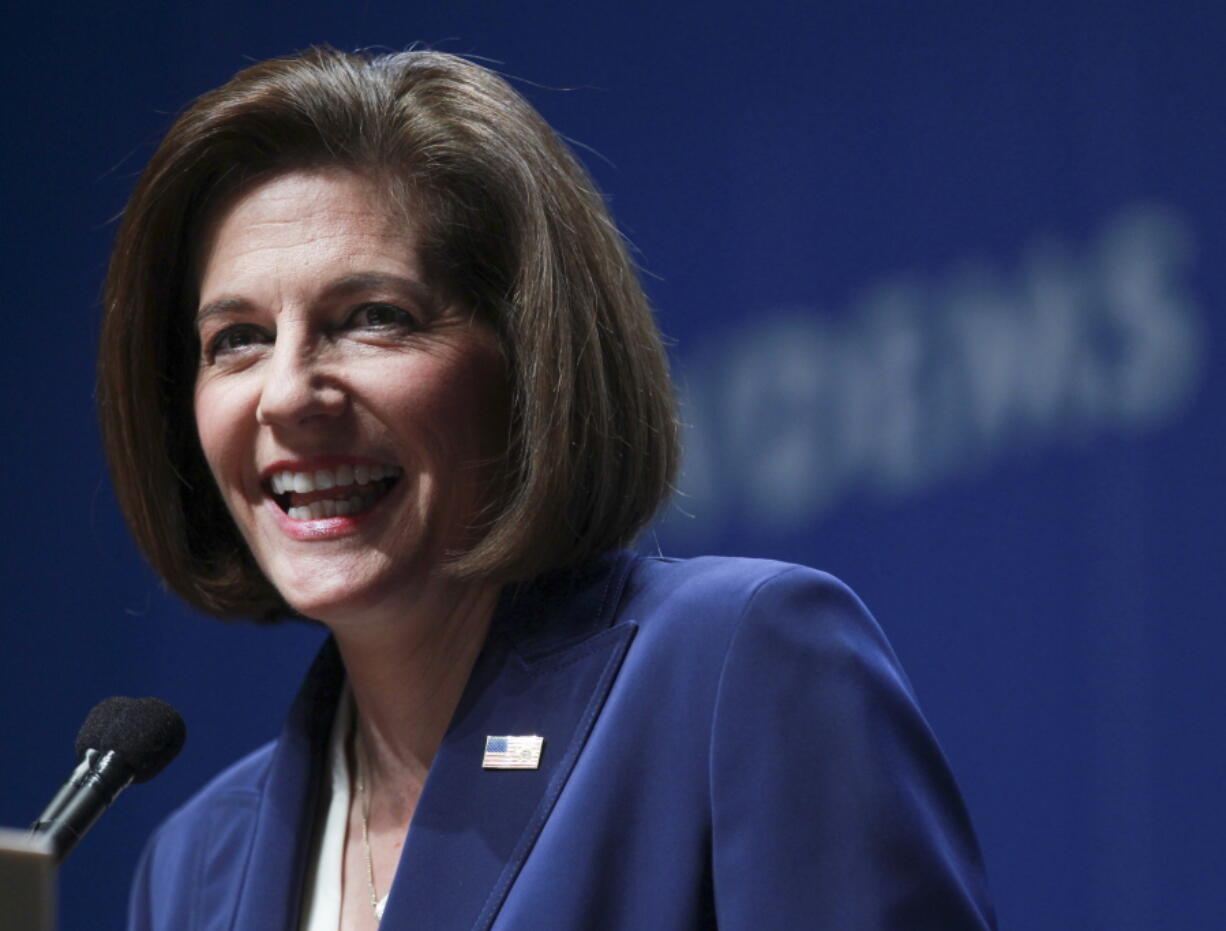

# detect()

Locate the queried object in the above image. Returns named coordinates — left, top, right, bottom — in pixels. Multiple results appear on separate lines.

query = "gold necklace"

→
left=354, top=730, right=385, bottom=922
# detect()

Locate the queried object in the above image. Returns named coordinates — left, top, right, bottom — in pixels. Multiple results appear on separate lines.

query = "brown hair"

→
left=98, top=47, right=679, bottom=620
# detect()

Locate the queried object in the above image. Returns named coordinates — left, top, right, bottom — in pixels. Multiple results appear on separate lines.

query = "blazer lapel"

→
left=224, top=552, right=637, bottom=931
left=229, top=639, right=342, bottom=931
left=382, top=551, right=638, bottom=930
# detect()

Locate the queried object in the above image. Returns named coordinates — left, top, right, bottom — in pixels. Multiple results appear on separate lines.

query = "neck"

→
left=331, top=577, right=502, bottom=813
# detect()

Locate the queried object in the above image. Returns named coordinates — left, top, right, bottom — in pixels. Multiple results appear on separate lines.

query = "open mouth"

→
left=266, top=463, right=404, bottom=521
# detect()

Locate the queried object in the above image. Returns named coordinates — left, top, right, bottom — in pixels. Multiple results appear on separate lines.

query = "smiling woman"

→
left=100, top=49, right=676, bottom=624
left=99, top=47, right=995, bottom=930
left=192, top=170, right=508, bottom=625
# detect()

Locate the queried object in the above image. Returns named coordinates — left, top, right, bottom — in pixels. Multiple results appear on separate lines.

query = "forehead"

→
left=196, top=170, right=419, bottom=291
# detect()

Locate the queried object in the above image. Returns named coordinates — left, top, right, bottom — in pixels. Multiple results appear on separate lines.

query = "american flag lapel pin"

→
left=483, top=735, right=545, bottom=770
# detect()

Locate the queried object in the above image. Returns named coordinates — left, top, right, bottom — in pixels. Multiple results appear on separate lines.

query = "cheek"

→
left=193, top=380, right=253, bottom=494
left=376, top=347, right=508, bottom=510
left=421, top=350, right=507, bottom=460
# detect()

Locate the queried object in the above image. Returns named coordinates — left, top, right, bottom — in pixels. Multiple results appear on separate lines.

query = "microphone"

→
left=30, top=697, right=186, bottom=864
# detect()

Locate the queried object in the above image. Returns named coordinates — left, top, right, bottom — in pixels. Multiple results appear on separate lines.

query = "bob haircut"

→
left=98, top=47, right=679, bottom=621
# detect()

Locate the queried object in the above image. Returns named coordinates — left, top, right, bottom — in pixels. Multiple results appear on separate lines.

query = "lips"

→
left=262, top=461, right=405, bottom=521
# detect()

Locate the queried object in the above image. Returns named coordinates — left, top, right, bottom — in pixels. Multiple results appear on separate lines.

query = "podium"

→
left=0, top=828, right=54, bottom=931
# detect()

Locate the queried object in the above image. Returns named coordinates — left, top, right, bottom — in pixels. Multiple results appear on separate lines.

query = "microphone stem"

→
left=31, top=756, right=93, bottom=829
left=29, top=749, right=135, bottom=865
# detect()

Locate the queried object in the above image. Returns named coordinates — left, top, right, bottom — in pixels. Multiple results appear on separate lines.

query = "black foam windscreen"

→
left=74, top=697, right=187, bottom=783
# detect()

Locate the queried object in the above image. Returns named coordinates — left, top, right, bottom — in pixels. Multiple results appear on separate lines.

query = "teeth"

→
left=271, top=464, right=404, bottom=505
left=286, top=493, right=378, bottom=521
left=306, top=500, right=333, bottom=520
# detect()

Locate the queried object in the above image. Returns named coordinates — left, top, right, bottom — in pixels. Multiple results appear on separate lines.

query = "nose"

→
left=255, top=335, right=347, bottom=429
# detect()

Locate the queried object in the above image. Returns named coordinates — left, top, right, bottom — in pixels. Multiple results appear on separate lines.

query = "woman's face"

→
left=193, top=170, right=507, bottom=623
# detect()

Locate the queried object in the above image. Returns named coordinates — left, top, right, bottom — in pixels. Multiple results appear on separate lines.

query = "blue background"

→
left=1, top=2, right=1221, bottom=928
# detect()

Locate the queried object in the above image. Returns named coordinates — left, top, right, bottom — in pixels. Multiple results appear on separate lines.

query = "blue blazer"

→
left=129, top=553, right=996, bottom=929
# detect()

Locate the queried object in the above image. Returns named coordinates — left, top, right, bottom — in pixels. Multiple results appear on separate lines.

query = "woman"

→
left=101, top=47, right=996, bottom=929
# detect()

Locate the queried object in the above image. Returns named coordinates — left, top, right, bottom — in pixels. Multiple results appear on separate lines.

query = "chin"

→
left=271, top=550, right=447, bottom=627
left=268, top=564, right=396, bottom=624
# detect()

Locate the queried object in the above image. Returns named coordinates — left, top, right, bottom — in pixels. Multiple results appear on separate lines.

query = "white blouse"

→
left=299, top=686, right=390, bottom=929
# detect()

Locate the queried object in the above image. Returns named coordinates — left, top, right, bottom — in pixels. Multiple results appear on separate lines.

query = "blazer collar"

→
left=229, top=550, right=639, bottom=930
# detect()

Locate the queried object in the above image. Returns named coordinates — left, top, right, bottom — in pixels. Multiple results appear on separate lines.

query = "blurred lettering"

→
left=666, top=203, right=1205, bottom=539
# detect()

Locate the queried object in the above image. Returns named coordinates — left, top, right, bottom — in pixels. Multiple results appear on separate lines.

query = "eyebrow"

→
left=326, top=272, right=436, bottom=307
left=194, top=296, right=249, bottom=326
left=195, top=272, right=438, bottom=326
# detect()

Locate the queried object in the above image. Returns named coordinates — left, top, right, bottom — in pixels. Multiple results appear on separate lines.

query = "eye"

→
left=205, top=323, right=270, bottom=360
left=346, top=302, right=419, bottom=331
